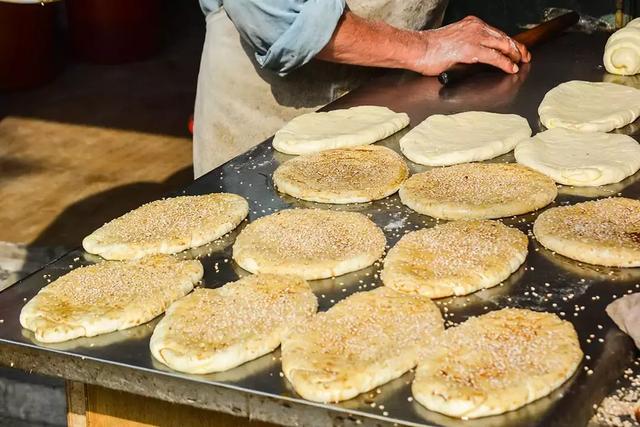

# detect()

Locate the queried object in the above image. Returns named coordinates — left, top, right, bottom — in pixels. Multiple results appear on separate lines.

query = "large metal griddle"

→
left=0, top=32, right=639, bottom=427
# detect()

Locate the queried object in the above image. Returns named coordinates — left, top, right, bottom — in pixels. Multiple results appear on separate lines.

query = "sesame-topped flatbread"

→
left=20, top=256, right=203, bottom=343
left=273, top=145, right=409, bottom=204
left=281, top=287, right=444, bottom=403
left=399, top=163, right=557, bottom=220
left=382, top=220, right=528, bottom=298
left=150, top=274, right=317, bottom=374
left=413, top=308, right=582, bottom=419
left=534, top=197, right=640, bottom=267
left=232, top=209, right=386, bottom=280
left=83, top=193, right=249, bottom=260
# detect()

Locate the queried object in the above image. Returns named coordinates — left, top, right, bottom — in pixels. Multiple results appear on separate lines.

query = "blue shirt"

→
left=200, top=0, right=346, bottom=75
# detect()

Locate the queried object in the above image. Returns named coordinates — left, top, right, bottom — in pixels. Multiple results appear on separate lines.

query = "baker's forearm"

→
left=316, top=12, right=531, bottom=76
left=316, top=11, right=423, bottom=71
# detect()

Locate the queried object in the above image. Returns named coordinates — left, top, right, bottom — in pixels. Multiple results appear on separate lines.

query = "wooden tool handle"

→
left=438, top=11, right=580, bottom=86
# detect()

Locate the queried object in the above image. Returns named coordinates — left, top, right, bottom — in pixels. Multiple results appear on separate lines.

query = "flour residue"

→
left=384, top=216, right=408, bottom=231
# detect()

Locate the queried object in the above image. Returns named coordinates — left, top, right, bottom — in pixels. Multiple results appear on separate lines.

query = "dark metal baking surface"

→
left=1, top=32, right=639, bottom=427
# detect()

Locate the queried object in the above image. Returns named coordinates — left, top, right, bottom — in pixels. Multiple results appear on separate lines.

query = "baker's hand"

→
left=409, top=16, right=531, bottom=76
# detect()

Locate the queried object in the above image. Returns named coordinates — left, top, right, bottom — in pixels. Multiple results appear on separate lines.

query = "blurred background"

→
left=446, top=0, right=624, bottom=32
left=0, top=0, right=632, bottom=425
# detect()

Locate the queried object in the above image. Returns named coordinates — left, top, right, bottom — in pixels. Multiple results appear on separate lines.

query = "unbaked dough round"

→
left=150, top=274, right=317, bottom=374
left=515, top=128, right=640, bottom=186
left=412, top=308, right=583, bottom=419
left=604, top=18, right=640, bottom=76
left=83, top=194, right=249, bottom=260
left=272, top=106, right=410, bottom=155
left=381, top=220, right=528, bottom=298
left=273, top=145, right=409, bottom=203
left=282, top=286, right=443, bottom=403
left=533, top=197, right=640, bottom=267
left=232, top=209, right=386, bottom=280
left=399, top=163, right=557, bottom=220
left=538, top=80, right=640, bottom=132
left=400, top=112, right=531, bottom=166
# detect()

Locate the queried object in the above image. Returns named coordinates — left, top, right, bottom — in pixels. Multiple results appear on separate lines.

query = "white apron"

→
left=193, top=0, right=448, bottom=178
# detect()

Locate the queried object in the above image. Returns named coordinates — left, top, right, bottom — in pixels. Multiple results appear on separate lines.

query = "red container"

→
left=66, top=0, right=161, bottom=64
left=0, top=0, right=63, bottom=91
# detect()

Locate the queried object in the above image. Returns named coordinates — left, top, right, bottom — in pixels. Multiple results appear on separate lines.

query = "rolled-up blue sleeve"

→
left=213, top=0, right=346, bottom=75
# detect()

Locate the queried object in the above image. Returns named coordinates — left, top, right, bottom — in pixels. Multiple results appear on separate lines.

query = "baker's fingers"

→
left=470, top=47, right=519, bottom=74
left=482, top=24, right=531, bottom=63
left=480, top=33, right=521, bottom=63
left=512, top=39, right=531, bottom=63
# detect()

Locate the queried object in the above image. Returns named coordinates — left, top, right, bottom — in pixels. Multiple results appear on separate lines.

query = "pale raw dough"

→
left=538, top=80, right=640, bottom=133
left=273, top=145, right=409, bottom=203
left=381, top=220, right=528, bottom=298
left=232, top=209, right=386, bottom=280
left=515, top=128, right=640, bottom=186
left=272, top=106, right=410, bottom=155
left=604, top=18, right=640, bottom=76
left=399, top=163, right=557, bottom=220
left=83, top=193, right=249, bottom=260
left=533, top=197, right=640, bottom=267
left=604, top=72, right=640, bottom=89
left=281, top=287, right=443, bottom=403
left=413, top=308, right=582, bottom=419
left=150, top=274, right=317, bottom=374
left=20, top=256, right=203, bottom=343
left=400, top=112, right=531, bottom=166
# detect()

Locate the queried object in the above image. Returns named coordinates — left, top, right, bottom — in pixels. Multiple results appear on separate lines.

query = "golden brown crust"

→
left=232, top=209, right=386, bottom=280
left=282, top=287, right=444, bottom=403
left=20, top=256, right=203, bottom=343
left=413, top=308, right=583, bottom=418
left=399, top=163, right=557, bottom=219
left=83, top=194, right=249, bottom=260
left=381, top=220, right=528, bottom=298
left=150, top=274, right=317, bottom=374
left=534, top=197, right=640, bottom=267
left=273, top=145, right=409, bottom=203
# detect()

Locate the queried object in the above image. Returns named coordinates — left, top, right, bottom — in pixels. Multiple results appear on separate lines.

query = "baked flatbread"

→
left=281, top=287, right=443, bottom=403
left=400, top=112, right=531, bottom=166
left=381, top=220, right=528, bottom=298
left=232, top=209, right=386, bottom=280
left=515, top=128, right=640, bottom=186
left=150, top=274, right=317, bottom=374
left=20, top=256, right=203, bottom=343
left=272, top=106, right=410, bottom=155
left=399, top=163, right=557, bottom=220
left=413, top=308, right=582, bottom=419
left=273, top=145, right=409, bottom=203
left=83, top=193, right=249, bottom=260
left=533, top=197, right=640, bottom=267
left=538, top=80, right=640, bottom=132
